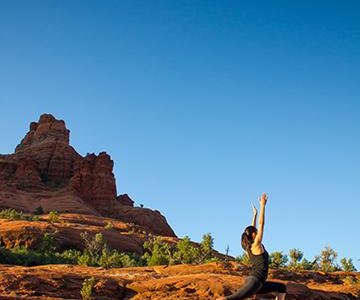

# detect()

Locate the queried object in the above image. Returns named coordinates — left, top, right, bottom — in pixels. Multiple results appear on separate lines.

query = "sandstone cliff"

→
left=0, top=114, right=175, bottom=237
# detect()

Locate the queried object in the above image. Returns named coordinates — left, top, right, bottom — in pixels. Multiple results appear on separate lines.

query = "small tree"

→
left=300, top=258, right=314, bottom=270
left=269, top=251, right=288, bottom=269
left=79, top=232, right=107, bottom=266
left=173, top=236, right=200, bottom=264
left=288, top=248, right=303, bottom=270
left=200, top=233, right=214, bottom=262
left=340, top=258, right=357, bottom=272
left=317, top=246, right=338, bottom=272
left=142, top=237, right=173, bottom=266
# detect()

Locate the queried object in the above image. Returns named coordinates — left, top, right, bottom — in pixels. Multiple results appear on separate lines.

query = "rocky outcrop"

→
left=117, top=194, right=135, bottom=207
left=0, top=114, right=176, bottom=237
left=112, top=204, right=176, bottom=237
left=70, top=152, right=117, bottom=215
left=14, top=114, right=80, bottom=186
left=0, top=214, right=159, bottom=254
left=0, top=262, right=358, bottom=299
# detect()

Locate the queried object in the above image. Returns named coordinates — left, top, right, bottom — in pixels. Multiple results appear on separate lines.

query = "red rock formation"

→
left=14, top=113, right=80, bottom=186
left=0, top=113, right=176, bottom=237
left=0, top=262, right=358, bottom=299
left=117, top=194, right=135, bottom=207
left=70, top=152, right=117, bottom=215
left=112, top=204, right=176, bottom=237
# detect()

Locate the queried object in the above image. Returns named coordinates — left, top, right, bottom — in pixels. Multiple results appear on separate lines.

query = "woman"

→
left=216, top=193, right=286, bottom=300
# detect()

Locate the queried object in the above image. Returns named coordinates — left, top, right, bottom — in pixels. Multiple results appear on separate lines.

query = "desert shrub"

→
left=77, top=252, right=94, bottom=266
left=173, top=236, right=201, bottom=264
left=77, top=231, right=139, bottom=268
left=57, top=249, right=83, bottom=264
left=0, top=228, right=140, bottom=268
left=340, top=258, right=357, bottom=272
left=142, top=233, right=217, bottom=266
left=82, top=232, right=105, bottom=254
left=77, top=232, right=107, bottom=266
left=0, top=245, right=69, bottom=266
left=48, top=211, right=60, bottom=223
left=142, top=237, right=173, bottom=266
left=37, top=232, right=57, bottom=254
left=288, top=248, right=303, bottom=270
left=299, top=257, right=314, bottom=270
left=81, top=277, right=96, bottom=300
left=342, top=276, right=359, bottom=285
left=99, top=248, right=139, bottom=268
left=269, top=251, right=288, bottom=269
left=34, top=206, right=44, bottom=215
left=316, top=246, right=338, bottom=272
left=32, top=215, right=40, bottom=221
left=104, top=221, right=113, bottom=230
left=0, top=208, right=37, bottom=221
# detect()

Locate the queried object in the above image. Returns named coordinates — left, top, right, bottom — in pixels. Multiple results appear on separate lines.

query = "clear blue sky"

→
left=1, top=1, right=359, bottom=269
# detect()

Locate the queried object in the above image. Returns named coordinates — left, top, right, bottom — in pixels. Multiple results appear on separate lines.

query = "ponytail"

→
left=241, top=232, right=252, bottom=253
left=241, top=225, right=257, bottom=253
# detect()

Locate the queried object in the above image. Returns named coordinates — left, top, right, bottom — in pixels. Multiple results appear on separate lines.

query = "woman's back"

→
left=248, top=247, right=269, bottom=282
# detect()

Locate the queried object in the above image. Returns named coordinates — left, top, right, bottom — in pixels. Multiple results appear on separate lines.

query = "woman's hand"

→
left=259, top=192, right=268, bottom=206
left=252, top=203, right=258, bottom=215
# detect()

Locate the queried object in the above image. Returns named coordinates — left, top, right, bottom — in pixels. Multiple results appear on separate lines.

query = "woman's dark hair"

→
left=241, top=225, right=258, bottom=253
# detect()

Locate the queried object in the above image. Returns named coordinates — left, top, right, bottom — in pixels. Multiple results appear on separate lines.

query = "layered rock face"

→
left=0, top=262, right=358, bottom=299
left=0, top=114, right=175, bottom=237
left=14, top=114, right=79, bottom=187
left=70, top=152, right=117, bottom=215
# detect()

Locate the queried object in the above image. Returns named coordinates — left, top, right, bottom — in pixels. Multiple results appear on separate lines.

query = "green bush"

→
left=269, top=251, right=288, bottom=269
left=0, top=230, right=139, bottom=268
left=58, top=249, right=82, bottom=264
left=104, top=221, right=113, bottom=230
left=48, top=211, right=60, bottom=223
left=288, top=248, right=303, bottom=270
left=200, top=233, right=214, bottom=262
left=173, top=236, right=201, bottom=264
left=37, top=232, right=57, bottom=254
left=99, top=248, right=139, bottom=268
left=299, top=257, right=314, bottom=270
left=142, top=237, right=173, bottom=266
left=142, top=234, right=216, bottom=266
left=0, top=208, right=38, bottom=221
left=316, top=246, right=338, bottom=272
left=77, top=231, right=139, bottom=268
left=340, top=258, right=357, bottom=272
left=0, top=245, right=70, bottom=266
left=81, top=277, right=96, bottom=300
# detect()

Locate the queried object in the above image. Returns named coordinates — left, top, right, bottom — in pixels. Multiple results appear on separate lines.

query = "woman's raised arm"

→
left=251, top=203, right=258, bottom=227
left=253, top=193, right=267, bottom=246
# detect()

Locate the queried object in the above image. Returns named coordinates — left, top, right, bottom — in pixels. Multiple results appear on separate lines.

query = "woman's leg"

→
left=257, top=280, right=286, bottom=299
left=226, top=276, right=262, bottom=300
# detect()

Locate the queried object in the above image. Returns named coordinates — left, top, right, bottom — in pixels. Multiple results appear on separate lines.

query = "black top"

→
left=248, top=246, right=269, bottom=282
